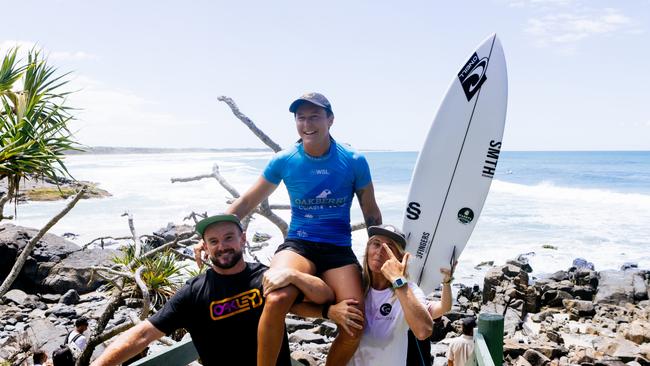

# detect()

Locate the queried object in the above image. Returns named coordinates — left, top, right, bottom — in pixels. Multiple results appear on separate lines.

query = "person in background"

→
left=446, top=317, right=476, bottom=366
left=33, top=350, right=52, bottom=366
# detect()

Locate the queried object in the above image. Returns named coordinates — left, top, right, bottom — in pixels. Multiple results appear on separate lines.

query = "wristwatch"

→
left=391, top=276, right=408, bottom=289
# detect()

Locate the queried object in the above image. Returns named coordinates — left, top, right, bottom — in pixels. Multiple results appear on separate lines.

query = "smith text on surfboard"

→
left=482, top=140, right=502, bottom=178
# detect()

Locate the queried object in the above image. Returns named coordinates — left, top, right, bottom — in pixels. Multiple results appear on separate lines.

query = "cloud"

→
left=65, top=75, right=209, bottom=146
left=0, top=40, right=97, bottom=61
left=525, top=8, right=641, bottom=46
left=50, top=51, right=98, bottom=61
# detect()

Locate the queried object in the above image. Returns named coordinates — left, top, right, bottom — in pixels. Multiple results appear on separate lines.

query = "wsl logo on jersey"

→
left=210, top=289, right=263, bottom=320
left=458, top=52, right=489, bottom=101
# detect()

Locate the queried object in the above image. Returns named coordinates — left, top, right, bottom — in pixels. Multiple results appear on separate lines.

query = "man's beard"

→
left=209, top=249, right=243, bottom=269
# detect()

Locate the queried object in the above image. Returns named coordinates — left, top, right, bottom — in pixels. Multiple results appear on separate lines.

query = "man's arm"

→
left=263, top=268, right=334, bottom=304
left=226, top=176, right=278, bottom=218
left=90, top=320, right=164, bottom=366
left=355, top=183, right=382, bottom=228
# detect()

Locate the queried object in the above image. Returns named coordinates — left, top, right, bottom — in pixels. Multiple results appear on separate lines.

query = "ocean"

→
left=10, top=151, right=650, bottom=286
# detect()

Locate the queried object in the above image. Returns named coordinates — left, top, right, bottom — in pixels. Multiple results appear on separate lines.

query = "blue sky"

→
left=2, top=0, right=649, bottom=151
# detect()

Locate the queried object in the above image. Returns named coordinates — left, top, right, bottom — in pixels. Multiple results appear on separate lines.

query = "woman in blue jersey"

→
left=196, top=92, right=382, bottom=366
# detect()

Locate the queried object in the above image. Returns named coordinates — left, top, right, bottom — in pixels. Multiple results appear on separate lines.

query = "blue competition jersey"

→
left=263, top=139, right=371, bottom=246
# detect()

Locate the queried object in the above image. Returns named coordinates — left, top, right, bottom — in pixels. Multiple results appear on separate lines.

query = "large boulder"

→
left=41, top=248, right=118, bottom=294
left=0, top=224, right=80, bottom=292
left=595, top=270, right=638, bottom=305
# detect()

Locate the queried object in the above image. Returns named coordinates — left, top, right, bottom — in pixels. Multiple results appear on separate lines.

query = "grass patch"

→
left=542, top=244, right=558, bottom=250
left=25, top=187, right=77, bottom=201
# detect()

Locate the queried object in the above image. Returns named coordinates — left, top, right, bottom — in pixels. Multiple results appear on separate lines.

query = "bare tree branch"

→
left=77, top=277, right=125, bottom=366
left=121, top=212, right=142, bottom=257
left=82, top=236, right=131, bottom=250
left=0, top=186, right=87, bottom=298
left=134, top=266, right=150, bottom=320
left=217, top=96, right=282, bottom=153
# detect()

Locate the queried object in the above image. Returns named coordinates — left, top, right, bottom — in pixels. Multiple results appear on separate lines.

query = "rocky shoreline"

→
left=0, top=177, right=111, bottom=202
left=1, top=224, right=649, bottom=365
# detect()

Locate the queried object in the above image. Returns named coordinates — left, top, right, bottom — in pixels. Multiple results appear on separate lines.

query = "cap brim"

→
left=367, top=227, right=406, bottom=248
left=196, top=214, right=243, bottom=236
left=289, top=98, right=329, bottom=113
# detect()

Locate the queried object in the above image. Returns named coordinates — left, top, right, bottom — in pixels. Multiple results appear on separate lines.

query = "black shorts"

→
left=275, top=239, right=361, bottom=275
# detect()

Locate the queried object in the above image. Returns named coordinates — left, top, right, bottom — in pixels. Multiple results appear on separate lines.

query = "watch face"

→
left=396, top=278, right=404, bottom=286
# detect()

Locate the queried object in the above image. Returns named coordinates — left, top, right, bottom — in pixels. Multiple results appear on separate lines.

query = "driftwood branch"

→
left=171, top=163, right=289, bottom=237
left=82, top=236, right=132, bottom=250
left=217, top=96, right=282, bottom=153
left=77, top=277, right=125, bottom=366
left=134, top=266, right=150, bottom=320
left=122, top=212, right=142, bottom=257
left=0, top=186, right=87, bottom=299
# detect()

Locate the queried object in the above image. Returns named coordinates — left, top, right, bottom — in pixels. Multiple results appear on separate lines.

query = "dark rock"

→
left=549, top=270, right=569, bottom=282
left=571, top=285, right=595, bottom=301
left=291, top=350, right=318, bottom=366
left=151, top=223, right=195, bottom=247
left=572, top=268, right=599, bottom=287
left=595, top=270, right=637, bottom=305
left=431, top=316, right=453, bottom=342
left=633, top=274, right=648, bottom=302
left=40, top=293, right=61, bottom=303
left=42, top=248, right=117, bottom=294
left=572, top=258, right=595, bottom=271
left=483, top=267, right=504, bottom=303
left=45, top=304, right=77, bottom=318
left=541, top=290, right=573, bottom=307
left=622, top=263, right=639, bottom=271
left=2, top=289, right=28, bottom=305
left=0, top=224, right=80, bottom=292
left=523, top=349, right=550, bottom=366
left=508, top=258, right=533, bottom=273
left=59, top=289, right=80, bottom=305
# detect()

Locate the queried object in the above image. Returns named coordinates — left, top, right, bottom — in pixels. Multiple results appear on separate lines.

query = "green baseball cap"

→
left=195, top=214, right=243, bottom=237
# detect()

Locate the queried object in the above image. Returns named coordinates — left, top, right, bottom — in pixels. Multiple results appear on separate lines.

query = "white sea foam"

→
left=9, top=153, right=650, bottom=286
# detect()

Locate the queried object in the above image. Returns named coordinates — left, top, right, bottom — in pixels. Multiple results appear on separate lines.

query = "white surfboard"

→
left=402, top=34, right=508, bottom=294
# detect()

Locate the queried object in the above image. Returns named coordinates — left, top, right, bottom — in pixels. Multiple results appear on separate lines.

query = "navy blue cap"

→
left=289, top=92, right=333, bottom=114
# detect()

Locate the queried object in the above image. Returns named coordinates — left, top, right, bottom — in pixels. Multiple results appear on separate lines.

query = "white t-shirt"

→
left=348, top=282, right=427, bottom=366
left=446, top=335, right=475, bottom=366
left=67, top=330, right=87, bottom=357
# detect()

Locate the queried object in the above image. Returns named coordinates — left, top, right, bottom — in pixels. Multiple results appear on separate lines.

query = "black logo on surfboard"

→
left=406, top=202, right=421, bottom=220
left=458, top=52, right=489, bottom=101
left=457, top=208, right=474, bottom=224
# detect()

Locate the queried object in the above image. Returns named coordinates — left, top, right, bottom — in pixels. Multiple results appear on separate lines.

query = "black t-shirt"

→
left=149, top=262, right=291, bottom=366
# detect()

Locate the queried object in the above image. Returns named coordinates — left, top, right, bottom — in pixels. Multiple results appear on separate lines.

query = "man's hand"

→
left=327, top=299, right=364, bottom=337
left=262, top=268, right=296, bottom=296
left=380, top=243, right=409, bottom=283
left=441, top=258, right=458, bottom=284
left=193, top=241, right=207, bottom=268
